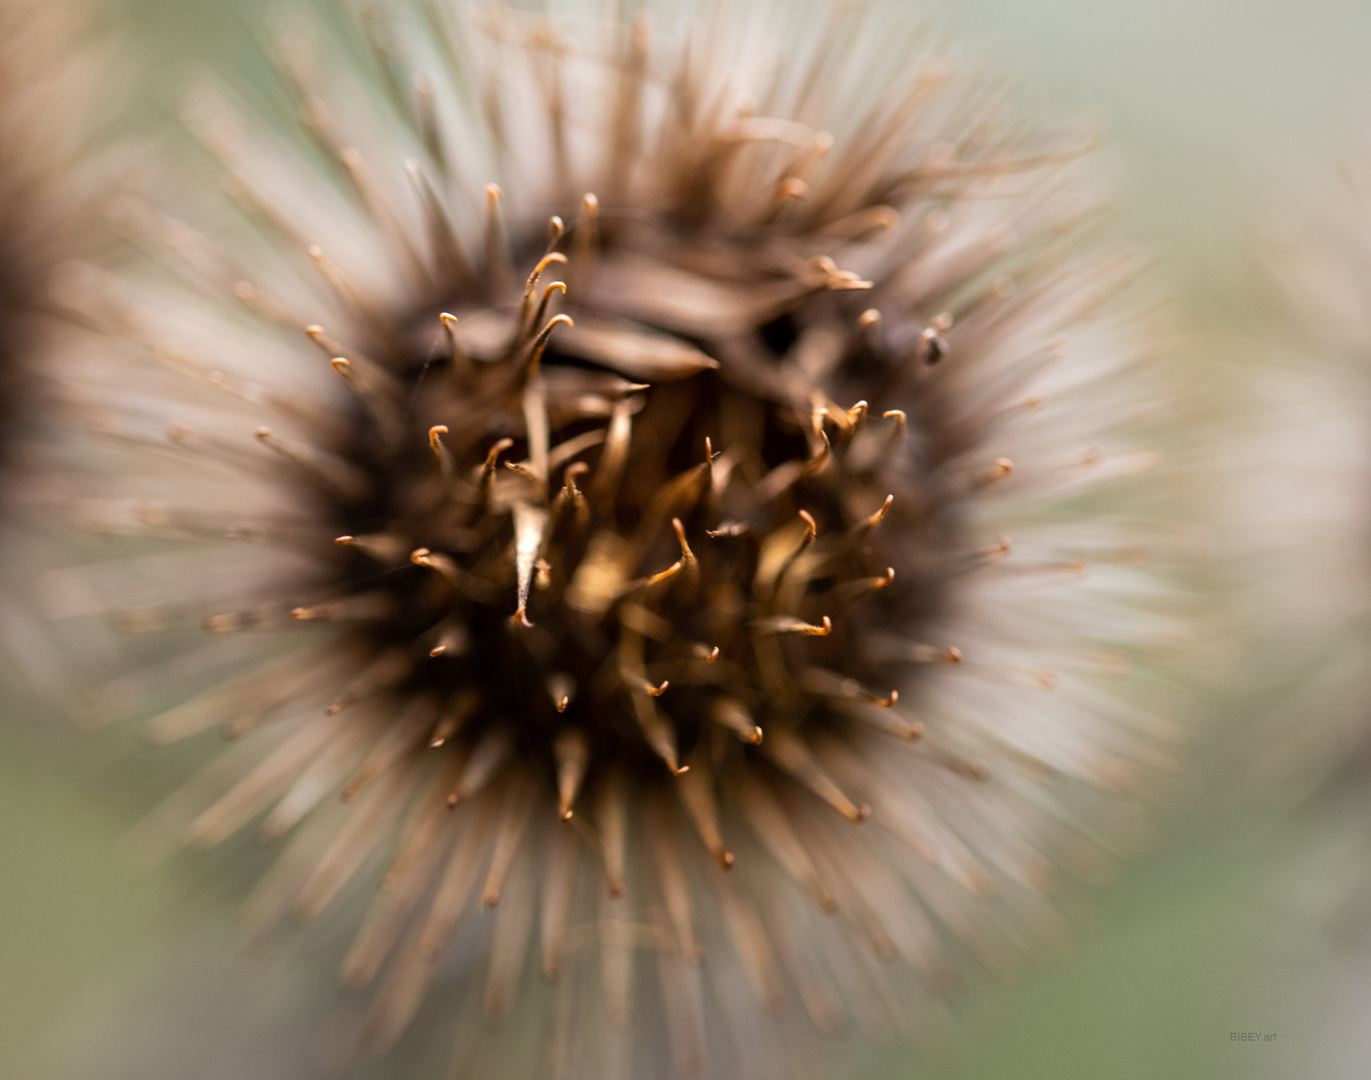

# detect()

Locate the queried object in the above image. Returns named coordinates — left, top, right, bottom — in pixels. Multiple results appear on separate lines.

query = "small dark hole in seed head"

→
left=758, top=311, right=800, bottom=359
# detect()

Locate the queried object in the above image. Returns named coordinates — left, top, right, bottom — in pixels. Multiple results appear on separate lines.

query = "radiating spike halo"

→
left=40, top=2, right=1192, bottom=1078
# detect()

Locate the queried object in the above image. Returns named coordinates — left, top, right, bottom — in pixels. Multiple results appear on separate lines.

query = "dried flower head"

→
left=50, top=2, right=1185, bottom=1076
left=0, top=0, right=117, bottom=698
left=1236, top=146, right=1371, bottom=802
left=0, top=0, right=105, bottom=472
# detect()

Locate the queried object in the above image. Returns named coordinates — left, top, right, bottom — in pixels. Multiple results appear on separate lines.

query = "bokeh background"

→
left=6, top=0, right=1371, bottom=1077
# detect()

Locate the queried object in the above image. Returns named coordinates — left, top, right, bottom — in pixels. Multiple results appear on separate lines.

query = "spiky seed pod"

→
left=0, top=0, right=118, bottom=697
left=0, top=0, right=106, bottom=475
left=49, top=2, right=1186, bottom=1077
left=1237, top=149, right=1371, bottom=801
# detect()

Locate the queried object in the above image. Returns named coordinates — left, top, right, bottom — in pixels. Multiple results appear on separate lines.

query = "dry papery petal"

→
left=44, top=1, right=1190, bottom=1077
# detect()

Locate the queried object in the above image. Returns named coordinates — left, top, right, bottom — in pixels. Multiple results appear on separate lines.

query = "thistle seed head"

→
left=50, top=3, right=1188, bottom=1076
left=1236, top=145, right=1371, bottom=802
left=0, top=0, right=105, bottom=472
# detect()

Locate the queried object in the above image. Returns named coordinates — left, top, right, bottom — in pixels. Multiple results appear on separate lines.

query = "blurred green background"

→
left=7, top=0, right=1371, bottom=1077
